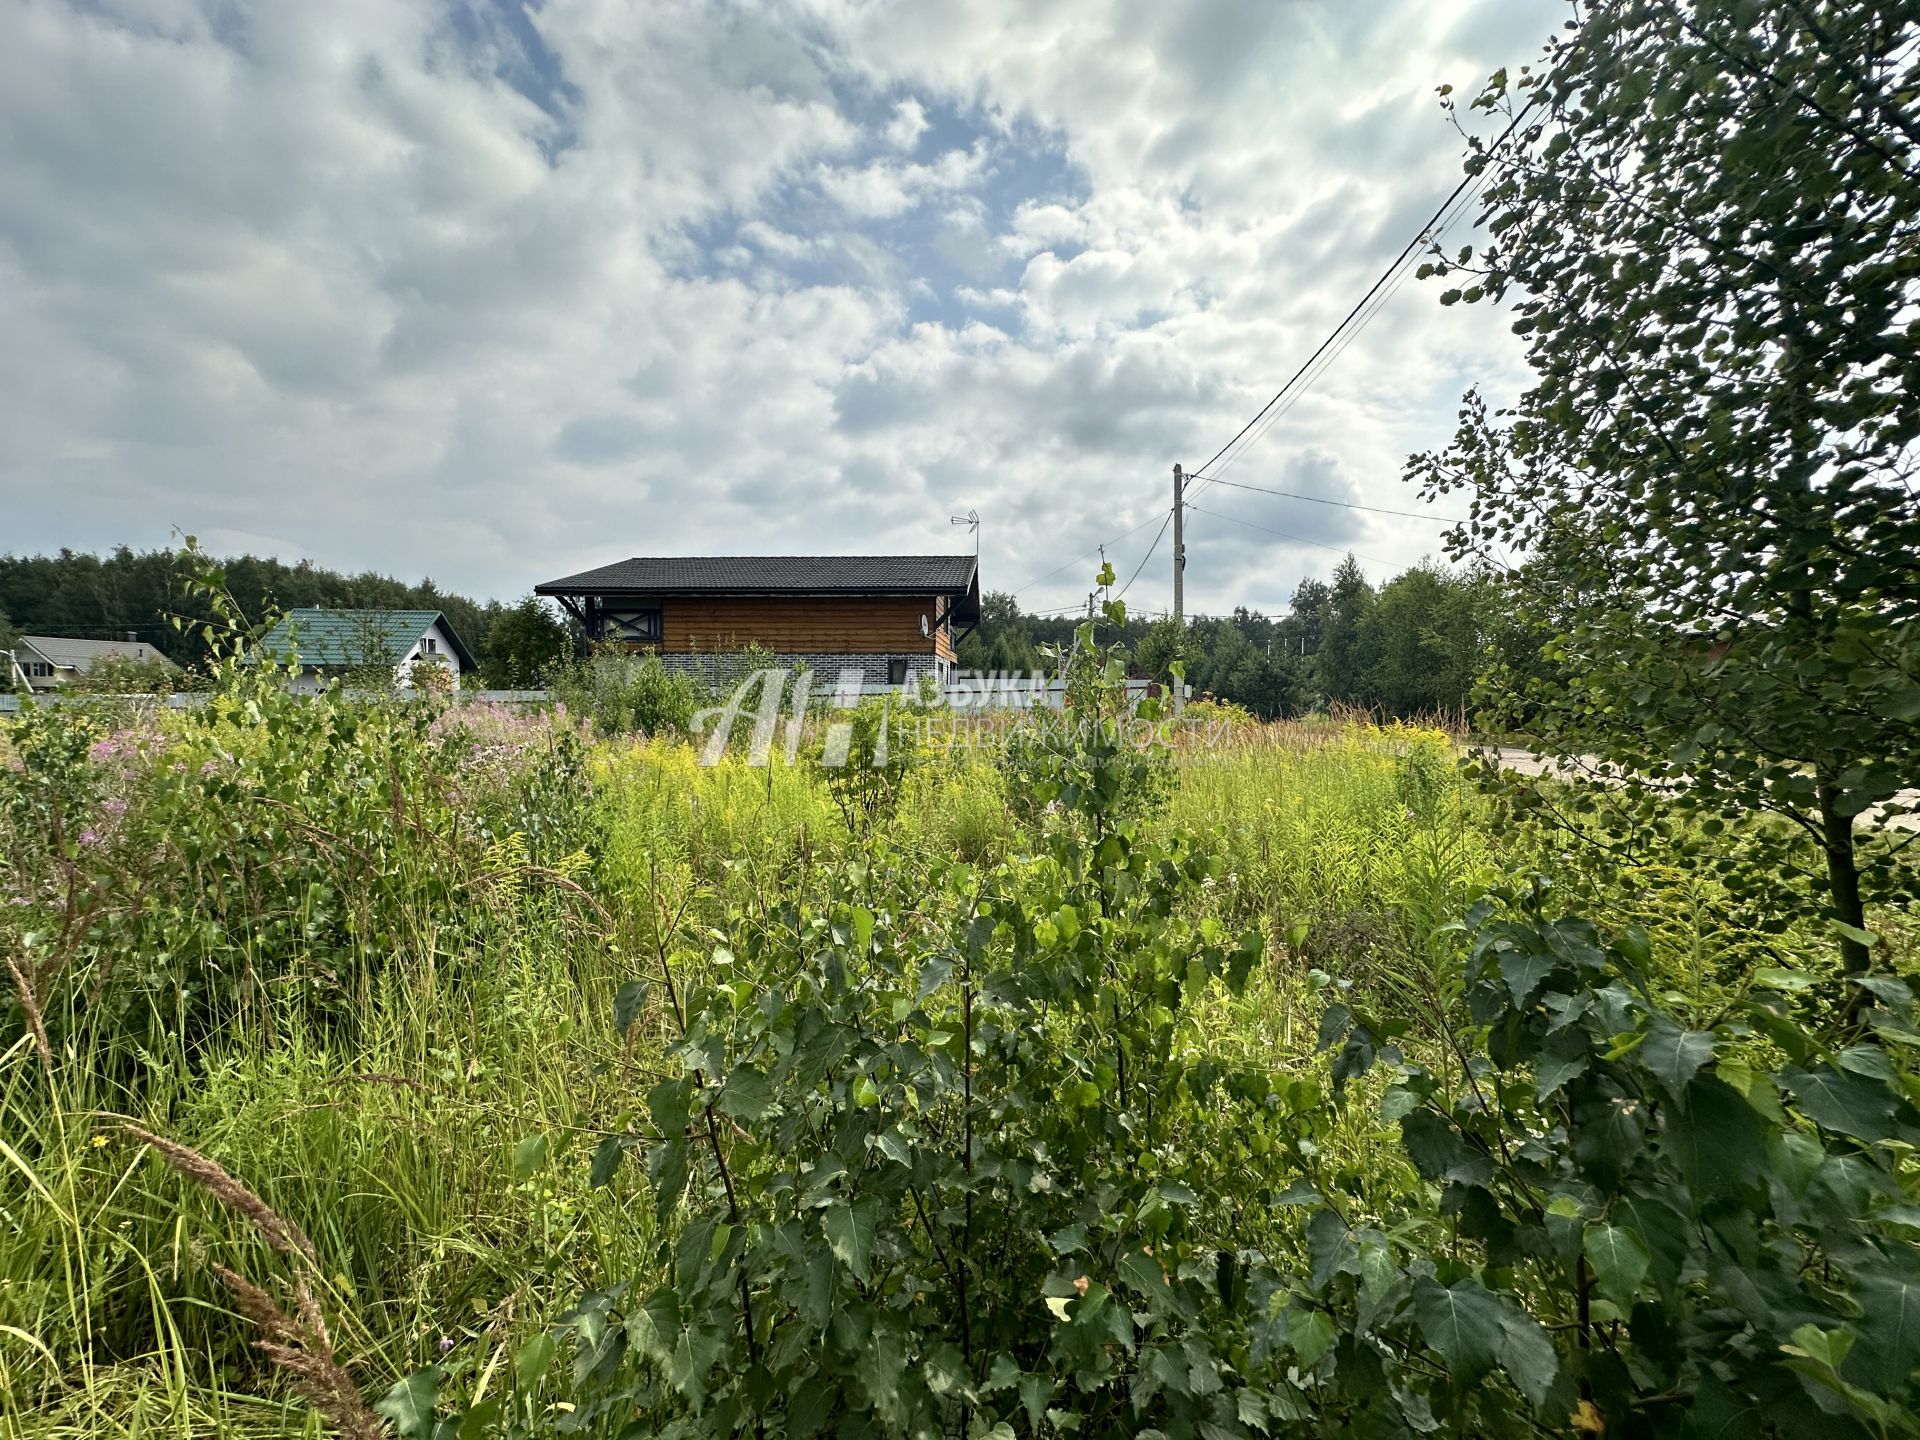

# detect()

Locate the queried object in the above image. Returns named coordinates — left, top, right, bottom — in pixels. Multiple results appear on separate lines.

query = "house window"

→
left=604, top=608, right=663, bottom=643
left=425, top=638, right=437, bottom=654
left=887, top=657, right=909, bottom=686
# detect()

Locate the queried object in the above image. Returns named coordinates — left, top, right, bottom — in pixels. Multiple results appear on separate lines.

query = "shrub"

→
left=810, top=695, right=924, bottom=837
left=551, top=647, right=705, bottom=738
left=1298, top=893, right=1920, bottom=1435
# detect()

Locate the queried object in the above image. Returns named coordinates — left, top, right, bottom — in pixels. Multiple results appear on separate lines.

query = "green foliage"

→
left=62, top=653, right=197, bottom=695
left=960, top=567, right=1493, bottom=722
left=1133, top=615, right=1186, bottom=688
left=1000, top=580, right=1175, bottom=829
left=484, top=597, right=575, bottom=689
left=405, top=575, right=1279, bottom=1439
left=551, top=646, right=706, bottom=737
left=810, top=695, right=924, bottom=836
left=0, top=542, right=506, bottom=673
left=1412, top=0, right=1920, bottom=985
left=1, top=545, right=530, bottom=1070
left=1302, top=890, right=1920, bottom=1435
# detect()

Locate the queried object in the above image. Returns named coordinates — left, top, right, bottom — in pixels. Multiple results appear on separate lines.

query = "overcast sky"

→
left=0, top=0, right=1561, bottom=617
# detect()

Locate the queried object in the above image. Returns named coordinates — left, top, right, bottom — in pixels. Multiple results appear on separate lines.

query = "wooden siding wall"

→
left=629, top=595, right=945, bottom=655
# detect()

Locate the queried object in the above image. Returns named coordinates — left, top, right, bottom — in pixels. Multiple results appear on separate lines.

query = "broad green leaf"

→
left=665, top=1324, right=722, bottom=1404
left=1851, top=1273, right=1920, bottom=1390
left=1534, top=1047, right=1589, bottom=1099
left=823, top=1197, right=880, bottom=1284
left=515, top=1330, right=557, bottom=1388
left=854, top=1328, right=907, bottom=1419
left=1495, top=1307, right=1561, bottom=1410
left=1118, top=1249, right=1175, bottom=1314
left=1411, top=1277, right=1504, bottom=1382
left=512, top=1134, right=549, bottom=1178
left=1638, top=1015, right=1714, bottom=1094
left=1400, top=1109, right=1493, bottom=1187
left=1049, top=1223, right=1089, bottom=1256
left=1498, top=946, right=1558, bottom=1005
left=374, top=1368, right=443, bottom=1440
left=718, top=1064, right=773, bottom=1121
left=1290, top=1310, right=1336, bottom=1371
left=1307, top=1210, right=1357, bottom=1292
left=1781, top=1064, right=1903, bottom=1143
left=1669, top=1076, right=1766, bottom=1201
left=1583, top=1223, right=1652, bottom=1308
left=613, top=979, right=650, bottom=1034
left=588, top=1135, right=624, bottom=1189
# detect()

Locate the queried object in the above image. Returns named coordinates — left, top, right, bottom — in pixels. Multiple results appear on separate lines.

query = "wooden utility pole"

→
left=1172, top=463, right=1185, bottom=626
left=1172, top=463, right=1187, bottom=716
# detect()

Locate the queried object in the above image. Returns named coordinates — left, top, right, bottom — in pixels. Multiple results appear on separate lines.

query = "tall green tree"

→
left=1364, top=563, right=1487, bottom=717
left=1132, top=615, right=1186, bottom=687
left=483, top=597, right=573, bottom=688
left=1414, top=0, right=1920, bottom=989
left=1312, top=554, right=1378, bottom=706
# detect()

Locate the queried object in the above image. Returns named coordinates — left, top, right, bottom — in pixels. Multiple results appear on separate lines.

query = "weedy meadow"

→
left=2, top=577, right=1916, bottom=1440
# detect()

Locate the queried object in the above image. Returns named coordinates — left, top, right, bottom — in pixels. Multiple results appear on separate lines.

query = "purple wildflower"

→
left=78, top=829, right=101, bottom=847
left=437, top=1336, right=455, bottom=1355
left=103, top=799, right=128, bottom=816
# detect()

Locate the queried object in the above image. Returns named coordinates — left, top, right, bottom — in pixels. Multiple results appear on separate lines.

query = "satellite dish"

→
left=920, top=614, right=931, bottom=637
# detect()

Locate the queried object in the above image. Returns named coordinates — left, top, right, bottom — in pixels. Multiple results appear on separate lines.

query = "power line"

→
left=1183, top=96, right=1539, bottom=502
left=1186, top=168, right=1492, bottom=506
left=1114, top=509, right=1174, bottom=602
left=1184, top=502, right=1398, bottom=570
left=1014, top=88, right=1542, bottom=614
left=1008, top=512, right=1163, bottom=598
left=1189, top=475, right=1467, bottom=524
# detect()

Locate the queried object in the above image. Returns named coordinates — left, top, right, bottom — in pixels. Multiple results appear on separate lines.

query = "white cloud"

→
left=0, top=0, right=1559, bottom=618
left=814, top=143, right=988, bottom=219
left=883, top=97, right=929, bottom=151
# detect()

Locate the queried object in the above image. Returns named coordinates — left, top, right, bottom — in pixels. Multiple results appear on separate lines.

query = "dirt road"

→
left=1477, top=746, right=1920, bottom=833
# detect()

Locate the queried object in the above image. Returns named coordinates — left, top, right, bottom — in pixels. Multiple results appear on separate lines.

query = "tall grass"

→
left=0, top=706, right=1551, bottom=1437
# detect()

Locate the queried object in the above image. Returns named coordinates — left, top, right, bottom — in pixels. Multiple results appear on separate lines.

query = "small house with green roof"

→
left=257, top=609, right=475, bottom=693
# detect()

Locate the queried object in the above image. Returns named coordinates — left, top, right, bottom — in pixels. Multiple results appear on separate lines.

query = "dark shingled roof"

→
left=536, top=555, right=979, bottom=597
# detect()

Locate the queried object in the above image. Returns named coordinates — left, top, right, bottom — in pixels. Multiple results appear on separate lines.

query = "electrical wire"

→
left=1184, top=97, right=1539, bottom=490
left=1186, top=167, right=1494, bottom=506
left=1113, top=509, right=1174, bottom=602
left=1008, top=512, right=1164, bottom=598
left=1012, top=89, right=1543, bottom=614
left=1184, top=502, right=1399, bottom=569
left=1190, top=474, right=1467, bottom=524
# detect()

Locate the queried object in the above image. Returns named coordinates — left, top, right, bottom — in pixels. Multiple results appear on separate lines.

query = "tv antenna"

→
left=950, top=508, right=980, bottom=556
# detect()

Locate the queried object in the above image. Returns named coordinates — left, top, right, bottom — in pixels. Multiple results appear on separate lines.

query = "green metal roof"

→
left=257, top=609, right=473, bottom=670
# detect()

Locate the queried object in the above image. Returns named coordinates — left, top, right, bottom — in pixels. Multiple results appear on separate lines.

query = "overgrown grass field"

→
left=3, top=659, right=1914, bottom=1438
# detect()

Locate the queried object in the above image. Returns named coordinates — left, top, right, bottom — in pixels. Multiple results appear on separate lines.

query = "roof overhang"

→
left=535, top=555, right=981, bottom=619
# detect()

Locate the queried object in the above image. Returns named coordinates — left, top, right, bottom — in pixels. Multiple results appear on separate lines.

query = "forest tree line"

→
left=959, top=554, right=1496, bottom=719
left=3, top=544, right=1497, bottom=716
left=0, top=546, right=573, bottom=690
